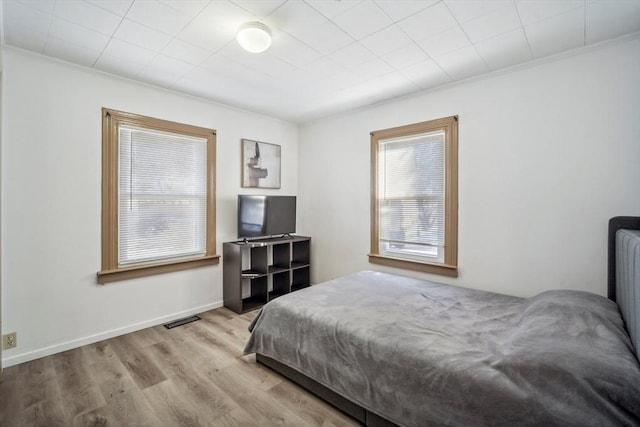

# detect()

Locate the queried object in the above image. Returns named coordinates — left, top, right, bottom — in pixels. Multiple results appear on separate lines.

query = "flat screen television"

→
left=238, top=195, right=296, bottom=239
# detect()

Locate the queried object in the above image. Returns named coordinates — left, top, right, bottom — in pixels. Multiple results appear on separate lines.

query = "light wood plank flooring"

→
left=0, top=307, right=360, bottom=427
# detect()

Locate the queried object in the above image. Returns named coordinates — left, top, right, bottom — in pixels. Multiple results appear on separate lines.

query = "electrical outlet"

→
left=3, top=332, right=17, bottom=350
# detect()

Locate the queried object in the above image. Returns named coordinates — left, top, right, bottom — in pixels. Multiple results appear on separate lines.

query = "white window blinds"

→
left=118, top=125, right=207, bottom=265
left=378, top=130, right=445, bottom=261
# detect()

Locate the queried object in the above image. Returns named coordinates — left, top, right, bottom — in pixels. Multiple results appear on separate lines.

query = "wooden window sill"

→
left=97, top=255, right=220, bottom=284
left=368, top=253, right=458, bottom=278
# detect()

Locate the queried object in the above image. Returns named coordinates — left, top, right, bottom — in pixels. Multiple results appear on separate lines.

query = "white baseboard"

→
left=1, top=300, right=224, bottom=368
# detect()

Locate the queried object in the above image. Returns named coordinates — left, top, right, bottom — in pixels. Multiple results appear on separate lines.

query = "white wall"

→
left=298, top=37, right=640, bottom=298
left=3, top=37, right=640, bottom=368
left=0, top=69, right=3, bottom=375
left=1, top=48, right=298, bottom=366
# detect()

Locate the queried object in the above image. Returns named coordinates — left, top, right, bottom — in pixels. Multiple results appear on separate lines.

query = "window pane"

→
left=119, top=197, right=206, bottom=263
left=378, top=198, right=444, bottom=245
left=378, top=130, right=445, bottom=261
left=118, top=125, right=207, bottom=265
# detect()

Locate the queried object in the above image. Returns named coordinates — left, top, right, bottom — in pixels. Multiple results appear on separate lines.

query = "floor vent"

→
left=164, top=315, right=201, bottom=329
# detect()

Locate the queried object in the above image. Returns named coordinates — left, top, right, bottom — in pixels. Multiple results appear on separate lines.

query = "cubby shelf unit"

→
left=223, top=236, right=311, bottom=314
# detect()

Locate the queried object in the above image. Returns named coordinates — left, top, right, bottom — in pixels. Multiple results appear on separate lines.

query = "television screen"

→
left=238, top=195, right=296, bottom=239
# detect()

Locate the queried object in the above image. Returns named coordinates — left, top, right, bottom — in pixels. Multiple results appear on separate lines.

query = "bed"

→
left=244, top=217, right=640, bottom=426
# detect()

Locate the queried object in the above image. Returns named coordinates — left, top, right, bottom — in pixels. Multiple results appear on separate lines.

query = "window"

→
left=98, top=109, right=218, bottom=283
left=369, top=116, right=458, bottom=277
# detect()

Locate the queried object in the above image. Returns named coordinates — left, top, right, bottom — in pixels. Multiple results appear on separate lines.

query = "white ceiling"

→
left=2, top=0, right=640, bottom=123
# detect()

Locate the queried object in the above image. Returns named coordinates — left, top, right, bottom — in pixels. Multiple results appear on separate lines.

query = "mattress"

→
left=244, top=270, right=640, bottom=426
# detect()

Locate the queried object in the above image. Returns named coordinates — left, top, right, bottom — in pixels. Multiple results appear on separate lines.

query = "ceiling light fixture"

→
left=237, top=22, right=272, bottom=53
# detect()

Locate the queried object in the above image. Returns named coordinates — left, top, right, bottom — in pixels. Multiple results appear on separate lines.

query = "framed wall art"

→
left=241, top=139, right=281, bottom=189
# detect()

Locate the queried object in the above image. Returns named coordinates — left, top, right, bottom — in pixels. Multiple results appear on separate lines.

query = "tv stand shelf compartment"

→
left=223, top=236, right=311, bottom=314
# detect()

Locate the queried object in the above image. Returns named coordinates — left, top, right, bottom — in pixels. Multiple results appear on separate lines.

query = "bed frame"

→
left=607, top=216, right=640, bottom=301
left=257, top=353, right=398, bottom=427
left=257, top=216, right=640, bottom=427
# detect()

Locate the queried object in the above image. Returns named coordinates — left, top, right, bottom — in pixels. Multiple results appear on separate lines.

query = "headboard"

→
left=608, top=216, right=640, bottom=355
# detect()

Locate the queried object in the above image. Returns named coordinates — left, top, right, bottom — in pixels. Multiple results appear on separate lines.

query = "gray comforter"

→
left=244, top=271, right=640, bottom=426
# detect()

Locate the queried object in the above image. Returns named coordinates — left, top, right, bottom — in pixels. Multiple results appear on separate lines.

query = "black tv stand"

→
left=239, top=234, right=293, bottom=244
left=223, top=235, right=311, bottom=313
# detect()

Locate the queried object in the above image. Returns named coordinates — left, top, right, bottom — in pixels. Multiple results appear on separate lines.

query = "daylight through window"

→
left=118, top=125, right=207, bottom=265
left=98, top=109, right=218, bottom=283
left=370, top=116, right=458, bottom=277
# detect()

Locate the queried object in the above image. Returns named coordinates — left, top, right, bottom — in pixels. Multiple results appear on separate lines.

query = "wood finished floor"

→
left=0, top=307, right=361, bottom=427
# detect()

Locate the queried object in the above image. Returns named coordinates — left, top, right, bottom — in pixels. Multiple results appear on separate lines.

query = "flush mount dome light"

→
left=237, top=22, right=272, bottom=53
